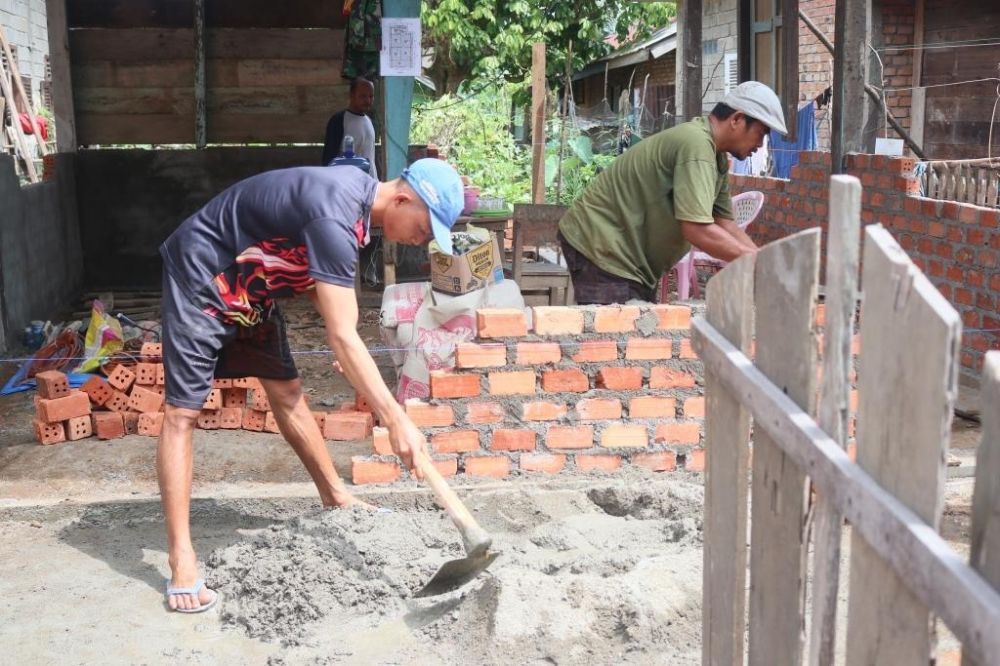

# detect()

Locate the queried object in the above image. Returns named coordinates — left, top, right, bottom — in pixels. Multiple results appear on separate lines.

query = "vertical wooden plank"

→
left=831, top=0, right=870, bottom=173
left=910, top=87, right=926, bottom=151
left=46, top=0, right=77, bottom=152
left=781, top=0, right=800, bottom=142
left=0, top=31, right=38, bottom=181
left=193, top=0, right=206, bottom=148
left=531, top=42, right=545, bottom=203
left=702, top=253, right=756, bottom=666
left=748, top=228, right=821, bottom=666
left=808, top=176, right=861, bottom=666
left=0, top=27, right=47, bottom=155
left=681, top=0, right=703, bottom=122
left=964, top=352, right=1000, bottom=666
left=845, top=224, right=961, bottom=666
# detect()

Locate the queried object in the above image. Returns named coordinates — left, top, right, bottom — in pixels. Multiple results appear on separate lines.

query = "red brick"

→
left=197, top=410, right=221, bottom=429
left=325, top=412, right=375, bottom=440
left=134, top=363, right=158, bottom=386
left=123, top=412, right=140, bottom=435
left=213, top=378, right=234, bottom=389
left=625, top=337, right=672, bottom=360
left=354, top=392, right=373, bottom=413
left=541, top=368, right=589, bottom=392
left=222, top=388, right=247, bottom=409
left=249, top=389, right=271, bottom=412
left=455, top=342, right=507, bottom=368
left=34, top=419, right=66, bottom=445
left=575, top=454, right=622, bottom=472
left=515, top=342, right=562, bottom=365
left=593, top=305, right=641, bottom=333
left=372, top=426, right=393, bottom=455
left=477, top=308, right=528, bottom=337
left=202, top=388, right=222, bottom=410
left=491, top=429, right=536, bottom=451
left=106, top=365, right=136, bottom=392
left=653, top=305, right=691, bottom=330
left=104, top=390, right=130, bottom=413
left=242, top=409, right=267, bottom=432
left=405, top=400, right=455, bottom=427
left=571, top=339, right=619, bottom=363
left=464, top=401, right=505, bottom=424
left=683, top=397, right=705, bottom=418
left=596, top=367, right=643, bottom=390
left=633, top=451, right=677, bottom=472
left=35, top=370, right=70, bottom=399
left=219, top=407, right=242, bottom=429
left=575, top=398, right=622, bottom=421
left=432, top=457, right=459, bottom=477
left=138, top=412, right=164, bottom=437
left=649, top=366, right=696, bottom=389
left=128, top=385, right=164, bottom=413
left=654, top=422, right=701, bottom=445
left=630, top=396, right=676, bottom=418
left=522, top=401, right=568, bottom=421
left=65, top=415, right=94, bottom=441
left=686, top=449, right=706, bottom=472
left=547, top=425, right=594, bottom=449
left=520, top=453, right=567, bottom=474
left=93, top=412, right=125, bottom=440
left=81, top=376, right=114, bottom=406
left=232, top=377, right=258, bottom=390
left=432, top=430, right=481, bottom=453
left=352, top=457, right=401, bottom=485
left=464, top=456, right=511, bottom=478
left=679, top=339, right=697, bottom=359
left=488, top=370, right=535, bottom=395
left=37, top=391, right=91, bottom=423
left=264, top=411, right=281, bottom=433
left=600, top=424, right=648, bottom=448
left=430, top=372, right=481, bottom=398
left=140, top=342, right=162, bottom=362
left=156, top=364, right=165, bottom=386
left=533, top=306, right=584, bottom=335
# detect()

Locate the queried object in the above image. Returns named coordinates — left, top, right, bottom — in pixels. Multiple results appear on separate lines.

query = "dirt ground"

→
left=0, top=299, right=982, bottom=664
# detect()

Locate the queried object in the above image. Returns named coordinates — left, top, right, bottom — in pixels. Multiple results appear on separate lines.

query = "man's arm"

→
left=680, top=219, right=757, bottom=262
left=714, top=216, right=757, bottom=252
left=309, top=281, right=426, bottom=476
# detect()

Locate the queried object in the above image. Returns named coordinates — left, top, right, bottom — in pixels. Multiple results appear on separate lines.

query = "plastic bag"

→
left=74, top=299, right=124, bottom=373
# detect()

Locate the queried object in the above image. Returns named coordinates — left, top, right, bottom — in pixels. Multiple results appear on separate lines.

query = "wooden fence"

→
left=922, top=161, right=1000, bottom=209
left=693, top=174, right=1000, bottom=665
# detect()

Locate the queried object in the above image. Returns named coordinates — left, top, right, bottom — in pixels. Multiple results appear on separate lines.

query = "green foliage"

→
left=422, top=0, right=676, bottom=95
left=410, top=85, right=531, bottom=204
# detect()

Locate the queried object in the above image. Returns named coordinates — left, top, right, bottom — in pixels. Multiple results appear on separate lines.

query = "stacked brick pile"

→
left=352, top=304, right=706, bottom=484
left=32, top=341, right=376, bottom=444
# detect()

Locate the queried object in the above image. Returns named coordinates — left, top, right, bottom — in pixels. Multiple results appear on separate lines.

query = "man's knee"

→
left=260, top=378, right=304, bottom=412
left=163, top=405, right=201, bottom=432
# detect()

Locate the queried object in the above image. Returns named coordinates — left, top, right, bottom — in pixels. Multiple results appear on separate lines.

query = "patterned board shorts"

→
left=160, top=269, right=297, bottom=410
left=557, top=232, right=657, bottom=304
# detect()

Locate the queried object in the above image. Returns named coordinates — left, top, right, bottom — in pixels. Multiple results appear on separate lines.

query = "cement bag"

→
left=394, top=280, right=527, bottom=402
left=74, top=299, right=124, bottom=374
left=379, top=282, right=428, bottom=368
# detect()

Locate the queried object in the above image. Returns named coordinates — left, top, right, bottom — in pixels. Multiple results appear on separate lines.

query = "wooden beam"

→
left=737, top=0, right=752, bottom=83
left=0, top=26, right=47, bottom=155
left=909, top=0, right=926, bottom=152
left=781, top=0, right=800, bottom=141
left=690, top=314, right=1000, bottom=666
left=680, top=0, right=703, bottom=121
left=808, top=175, right=861, bottom=666
left=531, top=42, right=545, bottom=204
left=194, top=0, right=206, bottom=148
left=831, top=0, right=870, bottom=173
left=0, top=33, right=39, bottom=181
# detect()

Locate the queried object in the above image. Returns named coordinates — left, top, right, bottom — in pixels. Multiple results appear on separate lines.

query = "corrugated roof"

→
left=573, top=23, right=677, bottom=81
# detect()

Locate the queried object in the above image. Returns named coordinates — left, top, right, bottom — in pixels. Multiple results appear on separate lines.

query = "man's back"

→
left=558, top=117, right=733, bottom=291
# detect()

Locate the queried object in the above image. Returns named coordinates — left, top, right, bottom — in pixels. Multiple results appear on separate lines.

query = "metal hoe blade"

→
left=413, top=551, right=500, bottom=598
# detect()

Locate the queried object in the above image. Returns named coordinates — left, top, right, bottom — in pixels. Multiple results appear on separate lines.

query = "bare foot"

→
left=167, top=550, right=217, bottom=612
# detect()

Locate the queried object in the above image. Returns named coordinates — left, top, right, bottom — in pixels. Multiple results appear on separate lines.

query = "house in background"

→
left=700, top=0, right=1000, bottom=160
left=1, top=0, right=51, bottom=110
left=571, top=24, right=678, bottom=147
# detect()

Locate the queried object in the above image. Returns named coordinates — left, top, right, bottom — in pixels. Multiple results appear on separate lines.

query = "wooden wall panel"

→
left=920, top=0, right=1000, bottom=160
left=68, top=0, right=346, bottom=29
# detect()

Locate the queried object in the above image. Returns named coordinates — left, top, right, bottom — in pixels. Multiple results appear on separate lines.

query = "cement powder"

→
left=207, top=479, right=705, bottom=664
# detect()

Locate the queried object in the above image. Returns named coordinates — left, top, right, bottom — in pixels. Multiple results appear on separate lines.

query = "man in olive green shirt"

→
left=558, top=81, right=788, bottom=303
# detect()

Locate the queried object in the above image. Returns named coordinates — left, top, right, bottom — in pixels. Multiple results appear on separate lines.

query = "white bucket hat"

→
left=722, top=81, right=788, bottom=135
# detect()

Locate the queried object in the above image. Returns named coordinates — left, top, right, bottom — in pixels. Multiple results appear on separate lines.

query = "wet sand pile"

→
left=207, top=480, right=705, bottom=665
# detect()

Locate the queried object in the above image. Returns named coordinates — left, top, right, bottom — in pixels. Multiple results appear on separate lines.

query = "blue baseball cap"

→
left=401, top=158, right=464, bottom=255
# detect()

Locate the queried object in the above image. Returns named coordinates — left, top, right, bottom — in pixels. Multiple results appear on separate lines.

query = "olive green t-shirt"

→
left=558, top=116, right=734, bottom=291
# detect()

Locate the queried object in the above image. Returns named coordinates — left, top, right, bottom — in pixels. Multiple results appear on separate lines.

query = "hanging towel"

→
left=770, top=101, right=818, bottom=179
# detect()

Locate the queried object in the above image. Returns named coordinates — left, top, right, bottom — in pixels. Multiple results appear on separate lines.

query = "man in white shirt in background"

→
left=322, top=77, right=378, bottom=179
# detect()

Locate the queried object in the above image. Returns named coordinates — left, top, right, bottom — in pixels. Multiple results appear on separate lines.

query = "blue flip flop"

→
left=165, top=578, right=219, bottom=614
